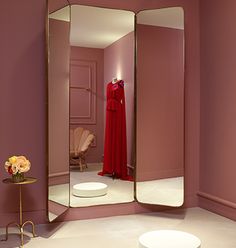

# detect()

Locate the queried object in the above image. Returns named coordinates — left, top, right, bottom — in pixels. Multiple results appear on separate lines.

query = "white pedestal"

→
left=139, top=230, right=201, bottom=248
left=72, top=182, right=108, bottom=197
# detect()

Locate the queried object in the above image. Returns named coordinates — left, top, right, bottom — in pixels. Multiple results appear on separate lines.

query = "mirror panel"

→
left=47, top=4, right=70, bottom=222
left=69, top=5, right=135, bottom=208
left=47, top=2, right=135, bottom=214
left=136, top=7, right=185, bottom=206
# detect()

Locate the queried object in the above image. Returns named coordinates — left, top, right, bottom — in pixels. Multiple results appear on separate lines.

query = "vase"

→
left=12, top=173, right=24, bottom=183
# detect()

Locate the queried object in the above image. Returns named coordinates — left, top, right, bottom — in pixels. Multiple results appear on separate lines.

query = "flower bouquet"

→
left=4, top=156, right=31, bottom=183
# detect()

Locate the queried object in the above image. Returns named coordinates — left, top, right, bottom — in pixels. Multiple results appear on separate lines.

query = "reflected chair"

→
left=70, top=127, right=95, bottom=171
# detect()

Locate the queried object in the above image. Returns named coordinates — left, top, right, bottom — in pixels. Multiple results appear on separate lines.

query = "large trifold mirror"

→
left=47, top=2, right=135, bottom=222
left=47, top=1, right=185, bottom=222
left=136, top=7, right=185, bottom=206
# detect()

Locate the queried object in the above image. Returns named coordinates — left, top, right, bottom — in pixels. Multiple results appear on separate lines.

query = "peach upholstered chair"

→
left=70, top=127, right=95, bottom=171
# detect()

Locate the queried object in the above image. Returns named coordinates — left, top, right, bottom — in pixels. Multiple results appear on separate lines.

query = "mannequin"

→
left=98, top=79, right=132, bottom=180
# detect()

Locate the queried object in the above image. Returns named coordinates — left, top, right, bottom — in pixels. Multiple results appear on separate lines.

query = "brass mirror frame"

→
left=46, top=1, right=186, bottom=222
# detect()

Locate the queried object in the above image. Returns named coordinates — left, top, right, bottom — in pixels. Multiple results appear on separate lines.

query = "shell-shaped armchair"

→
left=70, top=127, right=95, bottom=171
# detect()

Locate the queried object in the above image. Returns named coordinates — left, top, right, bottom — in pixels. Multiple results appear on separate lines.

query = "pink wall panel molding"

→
left=198, top=191, right=236, bottom=209
left=70, top=59, right=97, bottom=125
left=69, top=46, right=104, bottom=163
left=198, top=191, right=236, bottom=221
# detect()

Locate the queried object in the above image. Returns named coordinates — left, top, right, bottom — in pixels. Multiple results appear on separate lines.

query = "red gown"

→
left=98, top=80, right=132, bottom=180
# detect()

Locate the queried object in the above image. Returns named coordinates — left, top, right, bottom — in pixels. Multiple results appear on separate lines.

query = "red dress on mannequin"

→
left=98, top=80, right=132, bottom=180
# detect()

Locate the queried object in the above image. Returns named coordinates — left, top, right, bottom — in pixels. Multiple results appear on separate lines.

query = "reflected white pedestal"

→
left=139, top=230, right=201, bottom=248
left=72, top=182, right=108, bottom=197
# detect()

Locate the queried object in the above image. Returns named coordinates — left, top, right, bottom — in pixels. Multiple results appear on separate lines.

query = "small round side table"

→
left=1, top=177, right=37, bottom=248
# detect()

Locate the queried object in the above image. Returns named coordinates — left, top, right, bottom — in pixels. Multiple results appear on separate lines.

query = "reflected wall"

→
left=48, top=5, right=70, bottom=221
left=136, top=7, right=185, bottom=207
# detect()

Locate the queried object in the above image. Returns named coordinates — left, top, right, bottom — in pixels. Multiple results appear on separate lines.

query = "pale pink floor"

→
left=1, top=208, right=236, bottom=248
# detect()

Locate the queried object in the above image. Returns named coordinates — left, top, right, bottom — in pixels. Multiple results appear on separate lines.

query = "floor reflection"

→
left=49, top=164, right=134, bottom=207
left=136, top=177, right=184, bottom=206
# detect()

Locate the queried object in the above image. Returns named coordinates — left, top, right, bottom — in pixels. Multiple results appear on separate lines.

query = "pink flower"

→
left=4, top=155, right=31, bottom=175
left=15, top=156, right=31, bottom=173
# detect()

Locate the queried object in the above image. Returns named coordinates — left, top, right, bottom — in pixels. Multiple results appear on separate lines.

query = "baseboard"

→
left=198, top=191, right=236, bottom=221
left=55, top=201, right=172, bottom=223
left=49, top=171, right=70, bottom=186
left=0, top=196, right=198, bottom=228
left=86, top=162, right=103, bottom=166
left=0, top=210, right=46, bottom=227
left=49, top=171, right=69, bottom=177
left=127, top=164, right=134, bottom=169
left=136, top=168, right=184, bottom=181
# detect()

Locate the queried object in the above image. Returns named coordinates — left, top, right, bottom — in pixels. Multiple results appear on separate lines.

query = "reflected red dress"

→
left=98, top=80, right=132, bottom=180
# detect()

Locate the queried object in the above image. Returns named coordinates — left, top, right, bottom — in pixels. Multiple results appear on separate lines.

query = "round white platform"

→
left=139, top=230, right=201, bottom=248
left=72, top=182, right=108, bottom=198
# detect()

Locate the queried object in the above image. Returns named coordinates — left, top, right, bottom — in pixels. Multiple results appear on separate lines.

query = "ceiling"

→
left=49, top=6, right=184, bottom=49
left=49, top=6, right=70, bottom=22
left=137, top=7, right=184, bottom=30
left=70, top=5, right=134, bottom=48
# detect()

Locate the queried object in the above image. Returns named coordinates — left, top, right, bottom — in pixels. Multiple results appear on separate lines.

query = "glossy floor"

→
left=136, top=177, right=184, bottom=206
left=49, top=164, right=183, bottom=208
left=49, top=164, right=134, bottom=207
left=0, top=208, right=236, bottom=248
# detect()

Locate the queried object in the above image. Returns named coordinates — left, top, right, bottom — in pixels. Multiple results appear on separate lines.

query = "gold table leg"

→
left=1, top=222, right=21, bottom=241
left=1, top=185, right=37, bottom=247
left=1, top=221, right=37, bottom=247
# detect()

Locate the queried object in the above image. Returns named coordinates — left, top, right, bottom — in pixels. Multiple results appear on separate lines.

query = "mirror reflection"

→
left=136, top=7, right=185, bottom=206
left=48, top=4, right=135, bottom=211
left=48, top=5, right=70, bottom=221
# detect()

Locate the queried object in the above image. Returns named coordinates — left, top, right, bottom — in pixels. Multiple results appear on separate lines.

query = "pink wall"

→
left=104, top=32, right=135, bottom=166
left=56, top=0, right=140, bottom=12
left=49, top=0, right=69, bottom=12
left=136, top=24, right=184, bottom=182
left=48, top=19, right=70, bottom=181
left=70, top=46, right=104, bottom=163
left=0, top=0, right=47, bottom=226
left=199, top=0, right=236, bottom=220
left=0, top=0, right=200, bottom=227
